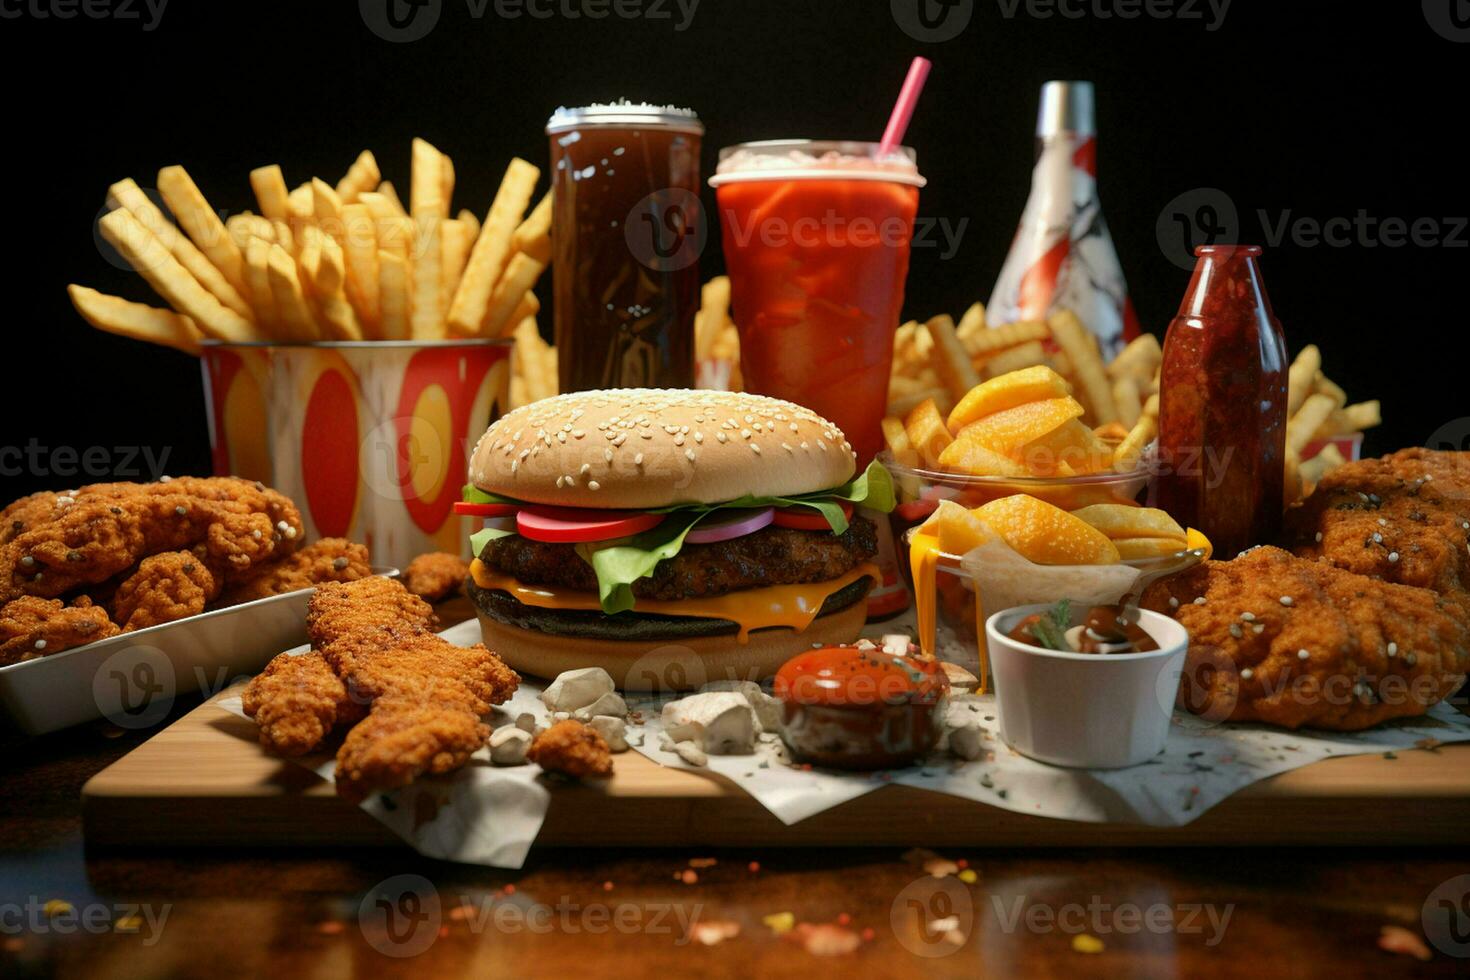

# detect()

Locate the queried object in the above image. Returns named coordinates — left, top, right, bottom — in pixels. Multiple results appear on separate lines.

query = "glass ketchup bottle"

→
left=1156, top=245, right=1288, bottom=558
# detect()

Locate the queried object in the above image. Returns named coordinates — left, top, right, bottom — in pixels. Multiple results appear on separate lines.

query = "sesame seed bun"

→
left=469, top=389, right=858, bottom=509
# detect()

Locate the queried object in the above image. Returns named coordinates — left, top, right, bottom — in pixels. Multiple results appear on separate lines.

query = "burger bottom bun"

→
left=474, top=599, right=868, bottom=691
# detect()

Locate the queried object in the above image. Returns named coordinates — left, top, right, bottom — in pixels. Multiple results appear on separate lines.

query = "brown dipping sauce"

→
left=1008, top=604, right=1159, bottom=655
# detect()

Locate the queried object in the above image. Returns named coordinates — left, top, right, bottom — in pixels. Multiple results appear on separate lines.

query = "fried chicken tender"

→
left=111, top=551, right=220, bottom=631
left=246, top=577, right=523, bottom=802
left=527, top=720, right=614, bottom=778
left=0, top=595, right=120, bottom=666
left=1283, top=448, right=1470, bottom=600
left=305, top=575, right=436, bottom=648
left=242, top=650, right=364, bottom=756
left=334, top=697, right=491, bottom=803
left=1143, top=546, right=1470, bottom=730
left=220, top=539, right=371, bottom=605
left=323, top=625, right=519, bottom=716
left=404, top=552, right=469, bottom=603
left=0, top=477, right=302, bottom=603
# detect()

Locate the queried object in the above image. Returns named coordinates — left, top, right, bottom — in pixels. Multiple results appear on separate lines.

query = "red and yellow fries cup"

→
left=201, top=340, right=512, bottom=570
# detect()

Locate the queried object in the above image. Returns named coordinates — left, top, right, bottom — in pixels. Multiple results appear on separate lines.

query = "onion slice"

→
left=685, top=507, right=775, bottom=545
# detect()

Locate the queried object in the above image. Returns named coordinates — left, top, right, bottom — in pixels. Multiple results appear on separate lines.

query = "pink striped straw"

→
left=879, top=57, right=933, bottom=156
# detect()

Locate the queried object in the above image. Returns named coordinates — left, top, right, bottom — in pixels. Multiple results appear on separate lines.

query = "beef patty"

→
left=479, top=516, right=878, bottom=601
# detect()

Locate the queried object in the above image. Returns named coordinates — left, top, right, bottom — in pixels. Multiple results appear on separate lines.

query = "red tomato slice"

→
left=516, top=506, right=666, bottom=544
left=454, top=501, right=518, bottom=518
left=772, top=501, right=853, bottom=531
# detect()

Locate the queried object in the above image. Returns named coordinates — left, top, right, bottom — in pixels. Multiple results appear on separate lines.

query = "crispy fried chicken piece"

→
left=1283, top=449, right=1470, bottom=600
left=1143, top=546, right=1470, bottom=730
left=0, top=491, right=59, bottom=546
left=322, top=625, right=519, bottom=716
left=527, top=720, right=614, bottom=778
left=0, top=478, right=302, bottom=603
left=242, top=651, right=364, bottom=756
left=334, top=697, right=491, bottom=803
left=111, top=551, right=221, bottom=631
left=220, top=539, right=371, bottom=605
left=404, top=552, right=469, bottom=603
left=276, top=578, right=520, bottom=801
left=0, top=595, right=120, bottom=666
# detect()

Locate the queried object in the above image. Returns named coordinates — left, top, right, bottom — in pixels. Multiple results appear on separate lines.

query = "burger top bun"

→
left=469, top=389, right=858, bottom=509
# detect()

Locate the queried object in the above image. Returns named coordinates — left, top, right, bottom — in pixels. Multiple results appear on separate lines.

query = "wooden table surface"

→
left=3, top=603, right=1467, bottom=978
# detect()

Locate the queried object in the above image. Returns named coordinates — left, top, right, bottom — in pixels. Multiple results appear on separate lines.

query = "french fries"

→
left=67, top=285, right=202, bottom=355
left=97, top=208, right=255, bottom=343
left=73, top=140, right=553, bottom=353
left=447, top=158, right=539, bottom=336
left=924, top=314, right=982, bottom=400
left=156, top=165, right=249, bottom=300
left=1279, top=345, right=1380, bottom=500
left=889, top=303, right=1145, bottom=431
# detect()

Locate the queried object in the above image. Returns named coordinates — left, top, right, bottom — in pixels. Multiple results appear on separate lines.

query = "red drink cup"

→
left=711, top=141, right=924, bottom=465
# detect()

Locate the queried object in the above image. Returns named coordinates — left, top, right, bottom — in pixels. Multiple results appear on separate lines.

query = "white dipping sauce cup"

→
left=985, top=604, right=1189, bottom=769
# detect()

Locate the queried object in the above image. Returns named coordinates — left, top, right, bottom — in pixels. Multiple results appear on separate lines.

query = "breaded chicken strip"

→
left=306, top=576, right=436, bottom=648
left=275, top=578, right=521, bottom=802
left=403, top=552, right=469, bottom=603
left=220, top=539, right=371, bottom=605
left=0, top=478, right=302, bottom=603
left=528, top=720, right=614, bottom=778
left=1143, top=546, right=1470, bottom=730
left=334, top=697, right=490, bottom=803
left=322, top=624, right=518, bottom=716
left=0, top=595, right=120, bottom=666
left=112, top=551, right=220, bottom=631
left=242, top=650, right=364, bottom=756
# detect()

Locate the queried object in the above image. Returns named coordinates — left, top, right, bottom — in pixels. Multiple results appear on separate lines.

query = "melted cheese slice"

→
left=470, top=560, right=880, bottom=644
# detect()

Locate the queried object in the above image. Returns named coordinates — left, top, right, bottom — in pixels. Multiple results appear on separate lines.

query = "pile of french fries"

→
left=694, top=276, right=742, bottom=388
left=889, top=303, right=1161, bottom=431
left=69, top=141, right=552, bottom=359
left=502, top=275, right=744, bottom=407
left=1284, top=343, right=1380, bottom=502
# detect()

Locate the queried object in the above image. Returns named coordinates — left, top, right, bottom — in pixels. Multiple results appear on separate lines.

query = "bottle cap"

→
left=1036, top=81, right=1094, bottom=138
left=547, top=101, right=703, bottom=135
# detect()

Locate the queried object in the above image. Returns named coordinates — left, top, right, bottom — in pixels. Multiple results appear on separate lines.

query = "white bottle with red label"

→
left=987, top=80, right=1139, bottom=359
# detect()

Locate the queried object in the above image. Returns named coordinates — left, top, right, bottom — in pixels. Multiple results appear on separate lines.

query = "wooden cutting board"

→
left=82, top=683, right=1470, bottom=850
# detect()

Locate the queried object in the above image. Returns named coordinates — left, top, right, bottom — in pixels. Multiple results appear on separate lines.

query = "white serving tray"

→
left=0, top=568, right=397, bottom=735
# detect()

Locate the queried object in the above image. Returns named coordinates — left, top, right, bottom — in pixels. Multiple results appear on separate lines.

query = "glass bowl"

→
left=880, top=449, right=1156, bottom=586
left=908, top=527, right=1209, bottom=693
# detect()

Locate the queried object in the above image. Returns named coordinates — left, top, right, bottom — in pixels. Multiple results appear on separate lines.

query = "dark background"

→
left=2, top=0, right=1465, bottom=497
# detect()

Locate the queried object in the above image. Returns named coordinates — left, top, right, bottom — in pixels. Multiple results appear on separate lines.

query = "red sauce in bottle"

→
left=1156, top=245, right=1288, bottom=558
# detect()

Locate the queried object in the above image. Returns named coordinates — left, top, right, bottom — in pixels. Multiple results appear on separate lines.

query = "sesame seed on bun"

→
left=468, top=389, right=858, bottom=509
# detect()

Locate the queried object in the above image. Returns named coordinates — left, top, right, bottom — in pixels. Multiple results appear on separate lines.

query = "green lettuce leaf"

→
left=462, top=484, right=520, bottom=506
left=468, top=525, right=517, bottom=557
left=575, top=511, right=706, bottom=614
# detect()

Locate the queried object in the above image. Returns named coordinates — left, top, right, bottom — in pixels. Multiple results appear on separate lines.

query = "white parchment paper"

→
left=217, top=615, right=1470, bottom=866
left=629, top=610, right=1470, bottom=828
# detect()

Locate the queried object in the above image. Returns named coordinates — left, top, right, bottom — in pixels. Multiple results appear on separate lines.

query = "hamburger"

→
left=459, top=389, right=894, bottom=689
